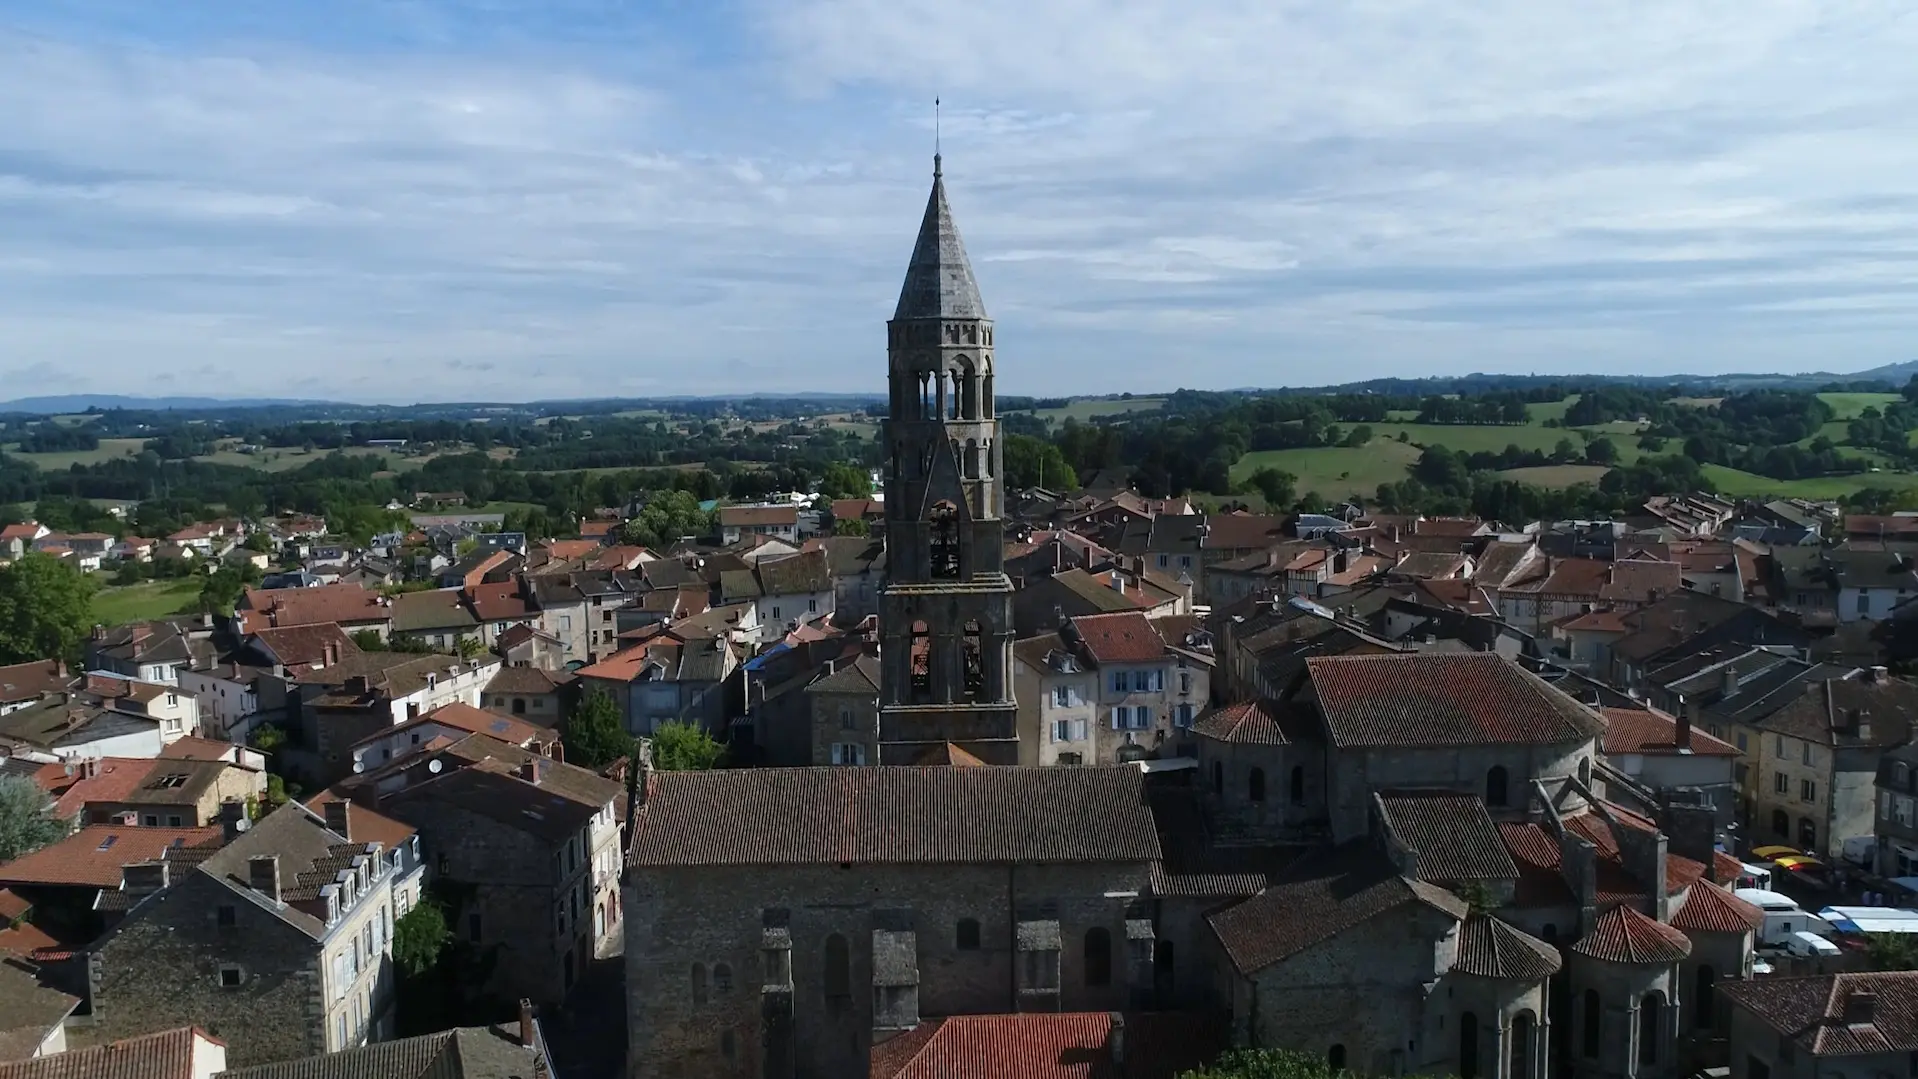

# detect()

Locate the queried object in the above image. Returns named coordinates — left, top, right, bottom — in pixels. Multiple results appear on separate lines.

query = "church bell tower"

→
left=877, top=156, right=1018, bottom=764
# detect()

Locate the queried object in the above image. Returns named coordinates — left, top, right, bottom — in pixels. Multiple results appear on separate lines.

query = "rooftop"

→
left=0, top=824, right=223, bottom=889
left=1722, top=972, right=1918, bottom=1055
left=1306, top=653, right=1604, bottom=749
left=870, top=1012, right=1221, bottom=1079
left=217, top=1024, right=541, bottom=1079
left=0, top=1026, right=214, bottom=1079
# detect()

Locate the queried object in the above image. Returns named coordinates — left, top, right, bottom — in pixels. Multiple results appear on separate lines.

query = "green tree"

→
left=652, top=720, right=726, bottom=771
left=1342, top=425, right=1373, bottom=448
left=563, top=687, right=636, bottom=768
left=834, top=517, right=871, bottom=537
left=620, top=491, right=715, bottom=549
left=817, top=462, right=873, bottom=501
left=394, top=899, right=453, bottom=977
left=1551, top=437, right=1580, bottom=463
left=1869, top=932, right=1918, bottom=970
left=244, top=531, right=274, bottom=553
left=1180, top=1048, right=1390, bottom=1079
left=1246, top=467, right=1297, bottom=508
left=1002, top=433, right=1076, bottom=489
left=0, top=553, right=100, bottom=665
left=349, top=628, right=384, bottom=651
left=0, top=774, right=64, bottom=861
left=198, top=562, right=263, bottom=616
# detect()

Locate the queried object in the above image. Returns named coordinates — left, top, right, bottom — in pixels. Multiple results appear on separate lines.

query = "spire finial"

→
left=934, top=97, right=942, bottom=177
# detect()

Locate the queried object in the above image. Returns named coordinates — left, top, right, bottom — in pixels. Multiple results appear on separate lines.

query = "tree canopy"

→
left=563, top=687, right=636, bottom=769
left=652, top=720, right=725, bottom=771
left=0, top=553, right=100, bottom=665
left=620, top=490, right=715, bottom=550
left=0, top=774, right=65, bottom=861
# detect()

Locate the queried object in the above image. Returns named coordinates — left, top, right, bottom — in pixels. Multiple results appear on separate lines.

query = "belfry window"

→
left=929, top=502, right=961, bottom=579
left=962, top=620, right=984, bottom=698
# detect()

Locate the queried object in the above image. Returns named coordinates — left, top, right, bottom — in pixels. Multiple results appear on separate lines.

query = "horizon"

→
left=6, top=4, right=1918, bottom=399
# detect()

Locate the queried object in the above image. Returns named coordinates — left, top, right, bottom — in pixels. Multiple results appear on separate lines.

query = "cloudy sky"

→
left=3, top=1, right=1918, bottom=403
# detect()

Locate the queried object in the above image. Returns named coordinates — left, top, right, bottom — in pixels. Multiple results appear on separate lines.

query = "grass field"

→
left=1817, top=392, right=1903, bottom=420
left=1231, top=442, right=1424, bottom=499
left=1372, top=422, right=1573, bottom=455
left=4, top=437, right=149, bottom=470
left=92, top=578, right=201, bottom=625
left=1700, top=465, right=1918, bottom=499
left=1024, top=397, right=1167, bottom=423
left=1496, top=465, right=1614, bottom=487
left=1524, top=395, right=1578, bottom=423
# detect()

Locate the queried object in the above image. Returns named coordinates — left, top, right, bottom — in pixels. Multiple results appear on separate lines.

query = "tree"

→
left=1002, top=433, right=1076, bottom=490
left=563, top=687, right=636, bottom=769
left=198, top=562, right=262, bottom=616
left=1342, top=425, right=1373, bottom=448
left=621, top=491, right=714, bottom=550
left=1869, top=932, right=1918, bottom=971
left=349, top=628, right=385, bottom=651
left=1584, top=437, right=1619, bottom=465
left=652, top=720, right=726, bottom=771
left=1552, top=437, right=1580, bottom=464
left=394, top=899, right=453, bottom=977
left=0, top=553, right=100, bottom=665
left=1246, top=467, right=1297, bottom=508
left=817, top=462, right=872, bottom=501
left=834, top=517, right=871, bottom=537
left=1181, top=1049, right=1357, bottom=1079
left=0, top=774, right=64, bottom=861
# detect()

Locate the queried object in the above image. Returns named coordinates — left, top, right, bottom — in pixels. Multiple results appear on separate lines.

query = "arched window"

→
left=1578, top=756, right=1592, bottom=787
left=1800, top=816, right=1818, bottom=850
left=1582, top=989, right=1601, bottom=1058
left=1084, top=927, right=1112, bottom=987
left=1289, top=765, right=1305, bottom=806
left=928, top=502, right=960, bottom=579
left=956, top=919, right=981, bottom=951
left=1897, top=762, right=1910, bottom=788
left=1249, top=767, right=1266, bottom=803
left=1772, top=808, right=1790, bottom=836
left=824, top=934, right=850, bottom=1001
left=1328, top=1045, right=1346, bottom=1073
left=1510, top=1011, right=1536, bottom=1079
left=1212, top=761, right=1223, bottom=796
left=712, top=962, right=732, bottom=996
left=1486, top=766, right=1509, bottom=807
left=1639, top=992, right=1663, bottom=1066
left=1460, top=1011, right=1479, bottom=1079
left=1695, top=966, right=1716, bottom=1031
left=690, top=962, right=708, bottom=1005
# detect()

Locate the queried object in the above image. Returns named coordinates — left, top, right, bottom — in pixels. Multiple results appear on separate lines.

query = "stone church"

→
left=620, top=163, right=1762, bottom=1079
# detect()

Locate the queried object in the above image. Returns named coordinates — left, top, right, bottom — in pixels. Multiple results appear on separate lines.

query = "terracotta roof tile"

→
left=720, top=505, right=798, bottom=526
left=871, top=1012, right=1223, bottom=1079
left=301, top=792, right=418, bottom=850
left=31, top=758, right=156, bottom=820
left=235, top=584, right=388, bottom=634
left=0, top=825, right=223, bottom=889
left=1451, top=915, right=1562, bottom=980
left=1377, top=795, right=1518, bottom=882
left=0, top=1025, right=209, bottom=1079
left=1191, top=700, right=1319, bottom=745
left=1069, top=612, right=1166, bottom=665
left=1571, top=904, right=1691, bottom=964
left=1723, top=972, right=1918, bottom=1055
left=908, top=743, right=988, bottom=766
left=629, top=766, right=1160, bottom=869
left=1670, top=881, right=1765, bottom=934
left=1307, top=653, right=1605, bottom=748
left=1600, top=706, right=1740, bottom=756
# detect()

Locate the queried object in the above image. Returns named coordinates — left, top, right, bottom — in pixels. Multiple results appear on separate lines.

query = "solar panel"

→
left=490, top=720, right=510, bottom=733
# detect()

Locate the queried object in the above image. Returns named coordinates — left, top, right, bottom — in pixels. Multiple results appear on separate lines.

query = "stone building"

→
left=876, top=157, right=1019, bottom=764
left=804, top=654, right=881, bottom=766
left=1720, top=971, right=1918, bottom=1079
left=623, top=766, right=1161, bottom=1079
left=87, top=803, right=397, bottom=1067
left=1011, top=612, right=1213, bottom=766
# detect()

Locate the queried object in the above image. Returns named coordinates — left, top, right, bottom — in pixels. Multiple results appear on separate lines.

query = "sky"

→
left=4, top=2, right=1918, bottom=403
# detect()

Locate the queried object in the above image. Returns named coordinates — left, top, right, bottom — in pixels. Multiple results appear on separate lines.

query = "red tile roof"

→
left=1307, top=653, right=1604, bottom=748
left=629, top=767, right=1160, bottom=869
left=0, top=524, right=42, bottom=542
left=465, top=581, right=535, bottom=622
left=1600, top=707, right=1740, bottom=756
left=1561, top=610, right=1630, bottom=633
left=1451, top=915, right=1561, bottom=980
left=0, top=825, right=223, bottom=889
left=1722, top=972, right=1918, bottom=1054
left=1571, top=904, right=1691, bottom=964
left=158, top=737, right=251, bottom=764
left=1669, top=881, right=1764, bottom=934
left=30, top=758, right=157, bottom=820
left=539, top=540, right=602, bottom=561
left=871, top=1012, right=1222, bottom=1079
left=579, top=520, right=619, bottom=538
left=400, top=702, right=542, bottom=746
left=247, top=623, right=361, bottom=668
left=0, top=1026, right=216, bottom=1079
left=1208, top=845, right=1467, bottom=975
left=1191, top=700, right=1317, bottom=745
left=1070, top=612, right=1166, bottom=665
left=719, top=505, right=798, bottom=526
left=235, top=583, right=388, bottom=634
left=302, top=791, right=418, bottom=850
left=908, top=743, right=988, bottom=767
left=0, top=889, right=26, bottom=922
left=1376, top=795, right=1518, bottom=882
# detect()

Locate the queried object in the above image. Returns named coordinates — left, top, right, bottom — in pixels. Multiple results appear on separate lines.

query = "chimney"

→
left=1721, top=666, right=1739, bottom=699
left=321, top=641, right=337, bottom=667
left=1109, top=1012, right=1126, bottom=1068
left=518, top=999, right=537, bottom=1047
left=1851, top=708, right=1873, bottom=742
left=1845, top=989, right=1877, bottom=1026
left=549, top=741, right=564, bottom=763
left=528, top=738, right=545, bottom=758
left=518, top=760, right=541, bottom=785
left=121, top=860, right=170, bottom=898
left=248, top=854, right=282, bottom=903
left=82, top=757, right=100, bottom=780
left=217, top=799, right=250, bottom=842
left=1872, top=665, right=1890, bottom=684
left=92, top=623, right=107, bottom=641
left=1110, top=572, right=1125, bottom=596
left=323, top=799, right=352, bottom=840
left=1674, top=696, right=1692, bottom=750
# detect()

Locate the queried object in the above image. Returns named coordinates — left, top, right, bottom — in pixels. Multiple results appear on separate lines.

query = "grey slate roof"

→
left=1376, top=794, right=1519, bottom=882
left=217, top=1024, right=542, bottom=1079
left=195, top=802, right=372, bottom=940
left=893, top=160, right=986, bottom=321
left=0, top=956, right=80, bottom=1064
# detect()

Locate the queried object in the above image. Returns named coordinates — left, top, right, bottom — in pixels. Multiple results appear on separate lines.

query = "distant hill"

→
left=0, top=394, right=331, bottom=414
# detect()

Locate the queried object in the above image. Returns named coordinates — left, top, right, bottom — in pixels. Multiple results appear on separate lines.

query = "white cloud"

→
left=3, top=3, right=1918, bottom=399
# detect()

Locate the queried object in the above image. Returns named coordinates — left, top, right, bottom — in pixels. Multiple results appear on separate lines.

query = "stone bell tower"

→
left=876, top=156, right=1017, bottom=764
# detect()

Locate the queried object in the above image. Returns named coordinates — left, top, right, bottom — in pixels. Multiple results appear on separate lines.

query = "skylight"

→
left=97, top=835, right=118, bottom=851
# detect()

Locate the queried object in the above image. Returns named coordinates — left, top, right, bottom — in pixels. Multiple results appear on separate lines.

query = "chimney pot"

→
left=518, top=760, right=540, bottom=785
left=322, top=799, right=351, bottom=840
left=248, top=854, right=282, bottom=903
left=518, top=998, right=537, bottom=1047
left=1109, top=1012, right=1126, bottom=1067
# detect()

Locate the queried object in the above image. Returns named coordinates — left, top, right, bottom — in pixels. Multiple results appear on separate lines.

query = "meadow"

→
left=91, top=578, right=201, bottom=625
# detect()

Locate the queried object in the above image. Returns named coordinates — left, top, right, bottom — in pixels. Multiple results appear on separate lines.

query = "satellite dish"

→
left=428, top=759, right=443, bottom=774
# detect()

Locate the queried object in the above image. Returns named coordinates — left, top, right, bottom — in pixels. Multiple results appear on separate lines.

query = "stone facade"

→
left=806, top=657, right=880, bottom=766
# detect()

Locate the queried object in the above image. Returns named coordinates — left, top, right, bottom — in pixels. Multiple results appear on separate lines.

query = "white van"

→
left=1737, top=889, right=1835, bottom=946
left=1785, top=930, right=1840, bottom=958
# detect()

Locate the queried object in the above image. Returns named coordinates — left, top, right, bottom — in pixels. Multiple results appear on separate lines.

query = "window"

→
left=1288, top=766, right=1306, bottom=806
left=824, top=934, right=851, bottom=1000
left=1179, top=672, right=1192, bottom=695
left=840, top=706, right=855, bottom=730
left=690, top=963, right=708, bottom=1004
left=1776, top=735, right=1787, bottom=756
left=1054, top=686, right=1072, bottom=708
left=957, top=919, right=981, bottom=951
left=1860, top=591, right=1872, bottom=615
left=1803, top=779, right=1818, bottom=804
left=143, top=815, right=158, bottom=827
left=1486, top=766, right=1509, bottom=808
left=1174, top=703, right=1195, bottom=728
left=1772, top=808, right=1790, bottom=836
left=1737, top=732, right=1749, bottom=752
left=1803, top=741, right=1816, bottom=766
left=1460, top=1010, right=1479, bottom=1079
left=928, top=502, right=961, bottom=579
left=1249, top=768, right=1266, bottom=803
left=1775, top=771, right=1789, bottom=795
left=217, top=905, right=236, bottom=927
left=1582, top=989, right=1601, bottom=1058
left=166, top=814, right=182, bottom=827
left=467, top=912, right=482, bottom=942
left=1695, top=966, right=1715, bottom=1031
left=1158, top=554, right=1169, bottom=568
left=808, top=599, right=818, bottom=613
left=770, top=606, right=781, bottom=620
left=1052, top=720, right=1087, bottom=743
left=1800, top=817, right=1818, bottom=849
left=1639, top=993, right=1662, bottom=1066
left=1510, top=1012, right=1536, bottom=1079
left=1084, top=927, right=1112, bottom=987
left=1897, top=796, right=1915, bottom=827
left=713, top=962, right=732, bottom=995
left=219, top=965, right=243, bottom=988
left=512, top=698, right=526, bottom=715
left=830, top=743, right=867, bottom=765
left=1110, top=671, right=1127, bottom=694
left=1328, top=1045, right=1346, bottom=1073
left=337, top=1015, right=347, bottom=1047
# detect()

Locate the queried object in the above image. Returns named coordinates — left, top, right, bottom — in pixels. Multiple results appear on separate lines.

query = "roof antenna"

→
left=934, top=97, right=942, bottom=178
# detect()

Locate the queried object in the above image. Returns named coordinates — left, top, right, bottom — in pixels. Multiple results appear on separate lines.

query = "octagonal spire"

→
left=893, top=155, right=987, bottom=321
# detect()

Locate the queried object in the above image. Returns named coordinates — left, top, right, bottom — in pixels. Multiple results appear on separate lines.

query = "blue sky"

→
left=4, top=1, right=1918, bottom=402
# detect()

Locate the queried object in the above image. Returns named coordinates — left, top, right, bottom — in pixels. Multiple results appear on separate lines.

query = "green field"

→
left=1496, top=465, right=1614, bottom=487
left=1817, top=392, right=1902, bottom=420
left=1700, top=465, right=1918, bottom=499
left=1524, top=395, right=1578, bottom=423
left=4, top=437, right=149, bottom=470
left=92, top=578, right=201, bottom=625
left=1023, top=397, right=1167, bottom=423
left=1231, top=442, right=1425, bottom=499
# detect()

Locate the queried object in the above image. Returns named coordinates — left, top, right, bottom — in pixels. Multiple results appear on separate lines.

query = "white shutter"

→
left=1110, top=709, right=1121, bottom=730
left=1072, top=720, right=1088, bottom=741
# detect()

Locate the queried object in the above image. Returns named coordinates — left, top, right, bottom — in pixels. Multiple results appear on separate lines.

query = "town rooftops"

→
left=870, top=1012, right=1221, bottom=1079
left=1599, top=706, right=1740, bottom=756
left=1069, top=611, right=1166, bottom=665
left=248, top=623, right=362, bottom=669
left=756, top=549, right=832, bottom=596
left=1571, top=901, right=1692, bottom=965
left=0, top=824, right=223, bottom=890
left=383, top=764, right=602, bottom=845
left=302, top=792, right=418, bottom=852
left=0, top=1026, right=220, bottom=1079
left=1191, top=700, right=1317, bottom=745
left=1305, top=652, right=1604, bottom=749
left=235, top=583, right=389, bottom=633
left=719, top=504, right=799, bottom=526
left=1450, top=915, right=1561, bottom=981
left=483, top=666, right=570, bottom=697
left=194, top=803, right=377, bottom=940
left=1721, top=972, right=1918, bottom=1055
left=629, top=766, right=1159, bottom=869
left=0, top=955, right=80, bottom=1064
left=361, top=702, right=543, bottom=751
left=0, top=661, right=69, bottom=706
left=1375, top=794, right=1519, bottom=883
left=1754, top=669, right=1918, bottom=748
left=1668, top=881, right=1764, bottom=934
left=388, top=589, right=481, bottom=634
left=215, top=1023, right=540, bottom=1079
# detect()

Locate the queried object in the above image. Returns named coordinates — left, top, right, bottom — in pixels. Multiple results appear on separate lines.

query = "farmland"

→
left=4, top=437, right=149, bottom=470
left=91, top=578, right=201, bottom=625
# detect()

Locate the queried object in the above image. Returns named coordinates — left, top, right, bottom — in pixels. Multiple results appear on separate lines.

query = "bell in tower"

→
left=876, top=156, right=1018, bottom=764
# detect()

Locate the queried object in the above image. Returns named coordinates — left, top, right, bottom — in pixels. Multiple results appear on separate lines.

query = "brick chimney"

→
left=323, top=799, right=352, bottom=840
left=217, top=799, right=250, bottom=842
left=248, top=854, right=282, bottom=903
left=1674, top=696, right=1692, bottom=750
left=518, top=760, right=541, bottom=785
left=518, top=998, right=537, bottom=1047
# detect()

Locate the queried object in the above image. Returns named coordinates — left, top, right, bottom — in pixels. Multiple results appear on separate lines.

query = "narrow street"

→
left=545, top=941, right=627, bottom=1079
